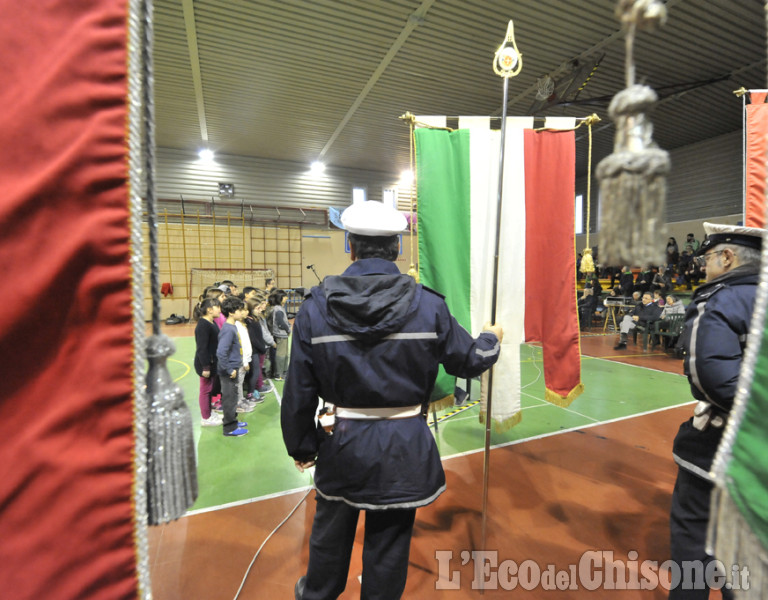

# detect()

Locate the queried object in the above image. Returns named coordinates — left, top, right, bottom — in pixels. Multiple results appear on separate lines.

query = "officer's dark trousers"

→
left=669, top=468, right=734, bottom=600
left=302, top=495, right=416, bottom=600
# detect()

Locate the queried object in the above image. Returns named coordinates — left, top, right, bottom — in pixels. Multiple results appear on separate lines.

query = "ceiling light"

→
left=400, top=169, right=413, bottom=185
left=198, top=148, right=215, bottom=162
left=310, top=161, right=325, bottom=176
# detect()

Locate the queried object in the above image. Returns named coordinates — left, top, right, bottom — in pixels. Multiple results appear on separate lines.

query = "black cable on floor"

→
left=232, top=479, right=314, bottom=600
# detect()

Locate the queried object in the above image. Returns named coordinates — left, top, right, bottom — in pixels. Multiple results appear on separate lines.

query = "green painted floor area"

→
left=165, top=338, right=691, bottom=512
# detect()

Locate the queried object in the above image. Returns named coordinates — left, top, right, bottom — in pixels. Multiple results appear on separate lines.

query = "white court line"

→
left=440, top=400, right=697, bottom=462
left=185, top=484, right=312, bottom=517
left=188, top=349, right=688, bottom=516
left=270, top=379, right=282, bottom=405
left=586, top=353, right=689, bottom=377
left=186, top=401, right=696, bottom=516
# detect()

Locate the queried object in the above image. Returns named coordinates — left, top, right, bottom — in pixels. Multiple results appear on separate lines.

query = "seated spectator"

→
left=665, top=237, right=679, bottom=268
left=651, top=294, right=686, bottom=349
left=578, top=287, right=599, bottom=330
left=683, top=253, right=703, bottom=289
left=614, top=291, right=663, bottom=350
left=619, top=266, right=634, bottom=297
left=652, top=289, right=665, bottom=306
left=685, top=232, right=700, bottom=253
left=651, top=267, right=671, bottom=296
left=634, top=267, right=652, bottom=294
left=661, top=294, right=685, bottom=318
left=587, top=274, right=602, bottom=298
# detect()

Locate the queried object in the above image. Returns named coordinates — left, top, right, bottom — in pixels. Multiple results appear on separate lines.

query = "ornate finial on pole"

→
left=493, top=20, right=523, bottom=78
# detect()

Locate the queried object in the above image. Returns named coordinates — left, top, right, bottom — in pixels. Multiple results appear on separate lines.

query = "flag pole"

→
left=480, top=21, right=522, bottom=584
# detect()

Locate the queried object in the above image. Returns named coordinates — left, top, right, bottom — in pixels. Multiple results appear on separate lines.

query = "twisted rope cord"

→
left=128, top=0, right=150, bottom=595
left=585, top=117, right=593, bottom=249
left=142, top=0, right=161, bottom=336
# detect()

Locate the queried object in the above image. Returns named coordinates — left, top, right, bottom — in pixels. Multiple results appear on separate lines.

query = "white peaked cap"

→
left=340, top=201, right=407, bottom=236
left=698, top=222, right=765, bottom=255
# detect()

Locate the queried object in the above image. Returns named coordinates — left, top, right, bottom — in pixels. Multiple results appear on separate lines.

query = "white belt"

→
left=334, top=404, right=422, bottom=420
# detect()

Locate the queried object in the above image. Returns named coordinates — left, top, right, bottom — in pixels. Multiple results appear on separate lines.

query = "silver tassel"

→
left=597, top=85, right=670, bottom=266
left=146, top=334, right=198, bottom=524
left=597, top=0, right=670, bottom=267
left=709, top=487, right=768, bottom=599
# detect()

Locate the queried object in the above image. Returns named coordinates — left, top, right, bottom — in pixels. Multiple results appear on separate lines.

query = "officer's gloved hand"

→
left=482, top=322, right=504, bottom=343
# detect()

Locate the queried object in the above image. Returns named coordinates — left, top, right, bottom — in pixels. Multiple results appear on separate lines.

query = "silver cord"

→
left=128, top=0, right=151, bottom=595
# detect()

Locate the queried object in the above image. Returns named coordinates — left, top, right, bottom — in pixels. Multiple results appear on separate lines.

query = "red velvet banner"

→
left=745, top=92, right=768, bottom=228
left=0, top=1, right=138, bottom=598
left=523, top=130, right=583, bottom=403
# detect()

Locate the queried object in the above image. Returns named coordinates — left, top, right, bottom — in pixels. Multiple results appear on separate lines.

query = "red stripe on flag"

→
left=523, top=130, right=583, bottom=402
left=745, top=92, right=768, bottom=228
left=0, top=1, right=138, bottom=598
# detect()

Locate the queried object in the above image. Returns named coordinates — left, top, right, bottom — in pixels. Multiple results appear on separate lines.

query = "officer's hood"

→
left=313, top=258, right=419, bottom=340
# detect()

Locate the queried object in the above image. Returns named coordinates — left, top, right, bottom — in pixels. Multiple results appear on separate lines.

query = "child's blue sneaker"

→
left=223, top=427, right=248, bottom=437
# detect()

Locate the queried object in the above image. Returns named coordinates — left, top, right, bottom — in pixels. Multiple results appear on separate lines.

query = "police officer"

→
left=670, top=222, right=764, bottom=599
left=281, top=201, right=503, bottom=600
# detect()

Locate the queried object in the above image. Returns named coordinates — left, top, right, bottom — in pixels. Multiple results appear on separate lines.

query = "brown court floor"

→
left=149, top=410, right=708, bottom=598
left=149, top=324, right=710, bottom=598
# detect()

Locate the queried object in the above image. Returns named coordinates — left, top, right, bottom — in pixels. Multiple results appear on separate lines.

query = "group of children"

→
left=192, top=279, right=292, bottom=437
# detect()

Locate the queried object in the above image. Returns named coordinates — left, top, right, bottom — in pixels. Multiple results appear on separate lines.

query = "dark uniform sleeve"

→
left=437, top=301, right=500, bottom=378
left=687, top=303, right=745, bottom=412
left=281, top=307, right=320, bottom=461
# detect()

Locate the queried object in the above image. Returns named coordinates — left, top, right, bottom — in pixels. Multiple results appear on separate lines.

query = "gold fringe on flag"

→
left=478, top=371, right=523, bottom=432
left=429, top=394, right=456, bottom=413
left=545, top=382, right=585, bottom=408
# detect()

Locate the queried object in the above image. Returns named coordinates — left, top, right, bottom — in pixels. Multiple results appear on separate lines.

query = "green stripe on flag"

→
left=416, top=128, right=471, bottom=327
left=416, top=128, right=471, bottom=400
left=726, top=339, right=768, bottom=551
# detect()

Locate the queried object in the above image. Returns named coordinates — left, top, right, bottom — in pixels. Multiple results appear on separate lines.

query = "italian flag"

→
left=415, top=116, right=583, bottom=429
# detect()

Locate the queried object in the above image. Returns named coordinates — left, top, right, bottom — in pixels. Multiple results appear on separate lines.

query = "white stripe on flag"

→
left=544, top=116, right=576, bottom=129
left=467, top=117, right=532, bottom=424
left=414, top=115, right=447, bottom=128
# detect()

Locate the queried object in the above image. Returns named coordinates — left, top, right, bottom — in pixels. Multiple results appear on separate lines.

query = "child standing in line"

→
left=213, top=290, right=227, bottom=329
left=234, top=303, right=258, bottom=412
left=257, top=296, right=276, bottom=392
left=268, top=289, right=292, bottom=379
left=245, top=296, right=269, bottom=398
left=216, top=296, right=249, bottom=437
left=193, top=298, right=223, bottom=427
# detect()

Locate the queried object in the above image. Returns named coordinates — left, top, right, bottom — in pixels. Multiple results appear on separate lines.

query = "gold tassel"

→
left=580, top=247, right=595, bottom=275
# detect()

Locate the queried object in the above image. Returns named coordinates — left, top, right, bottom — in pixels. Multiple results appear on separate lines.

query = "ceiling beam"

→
left=181, top=0, right=209, bottom=142
left=318, top=0, right=436, bottom=161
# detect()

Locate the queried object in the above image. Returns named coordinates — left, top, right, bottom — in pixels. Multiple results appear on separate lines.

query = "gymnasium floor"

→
left=148, top=326, right=713, bottom=599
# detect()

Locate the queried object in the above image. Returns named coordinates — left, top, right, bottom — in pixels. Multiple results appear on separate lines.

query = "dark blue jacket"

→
left=674, top=265, right=758, bottom=478
left=216, top=322, right=243, bottom=375
left=281, top=258, right=500, bottom=509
